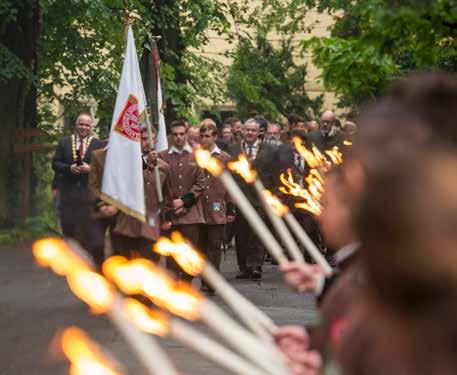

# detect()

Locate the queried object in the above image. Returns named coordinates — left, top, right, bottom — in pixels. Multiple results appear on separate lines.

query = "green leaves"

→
left=227, top=34, right=321, bottom=120
left=305, top=0, right=457, bottom=112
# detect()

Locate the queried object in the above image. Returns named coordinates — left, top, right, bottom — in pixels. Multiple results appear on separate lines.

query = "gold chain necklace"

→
left=71, top=134, right=93, bottom=162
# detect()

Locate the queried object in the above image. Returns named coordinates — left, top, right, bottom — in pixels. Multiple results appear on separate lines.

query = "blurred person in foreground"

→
left=276, top=72, right=457, bottom=373
left=338, top=150, right=457, bottom=375
left=276, top=166, right=361, bottom=363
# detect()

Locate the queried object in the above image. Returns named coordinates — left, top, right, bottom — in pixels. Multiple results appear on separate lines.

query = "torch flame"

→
left=311, top=145, right=328, bottom=168
left=103, top=257, right=175, bottom=305
left=67, top=270, right=115, bottom=314
left=161, top=282, right=203, bottom=321
left=295, top=200, right=322, bottom=216
left=32, top=237, right=90, bottom=276
left=279, top=169, right=323, bottom=216
left=262, top=189, right=289, bottom=217
left=227, top=155, right=257, bottom=184
left=292, top=137, right=321, bottom=169
left=292, top=137, right=329, bottom=169
left=152, top=237, right=175, bottom=257
left=305, top=169, right=325, bottom=201
left=195, top=149, right=223, bottom=176
left=62, top=327, right=123, bottom=375
left=279, top=169, right=306, bottom=199
left=123, top=298, right=170, bottom=337
left=154, top=232, right=206, bottom=276
left=325, top=146, right=343, bottom=165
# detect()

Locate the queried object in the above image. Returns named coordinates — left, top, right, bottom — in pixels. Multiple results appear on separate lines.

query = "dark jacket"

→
left=306, top=130, right=345, bottom=151
left=52, top=135, right=103, bottom=201
left=228, top=141, right=279, bottom=208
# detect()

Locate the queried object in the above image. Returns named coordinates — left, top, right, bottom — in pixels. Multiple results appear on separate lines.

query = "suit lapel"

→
left=255, top=142, right=265, bottom=160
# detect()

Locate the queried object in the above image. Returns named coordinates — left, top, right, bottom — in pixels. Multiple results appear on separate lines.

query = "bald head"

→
left=320, top=110, right=336, bottom=135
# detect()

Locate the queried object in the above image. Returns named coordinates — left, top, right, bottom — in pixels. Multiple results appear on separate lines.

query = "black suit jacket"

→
left=52, top=135, right=103, bottom=201
left=228, top=141, right=279, bottom=208
left=277, top=143, right=309, bottom=176
left=306, top=130, right=345, bottom=151
left=216, top=139, right=230, bottom=153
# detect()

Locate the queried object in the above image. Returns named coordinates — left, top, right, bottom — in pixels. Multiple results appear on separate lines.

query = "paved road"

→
left=0, top=244, right=317, bottom=375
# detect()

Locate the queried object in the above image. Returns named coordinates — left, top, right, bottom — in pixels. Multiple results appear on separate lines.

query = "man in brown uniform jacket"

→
left=159, top=119, right=206, bottom=279
left=88, top=125, right=171, bottom=262
left=198, top=122, right=236, bottom=294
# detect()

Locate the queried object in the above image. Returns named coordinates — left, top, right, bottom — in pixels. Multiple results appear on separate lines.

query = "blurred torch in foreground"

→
left=32, top=238, right=176, bottom=375
left=154, top=231, right=275, bottom=339
left=124, top=298, right=268, bottom=375
left=263, top=190, right=332, bottom=275
left=103, top=256, right=290, bottom=375
left=61, top=326, right=124, bottom=375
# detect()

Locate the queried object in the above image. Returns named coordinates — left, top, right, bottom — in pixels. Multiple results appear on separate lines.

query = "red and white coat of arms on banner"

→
left=114, top=94, right=141, bottom=141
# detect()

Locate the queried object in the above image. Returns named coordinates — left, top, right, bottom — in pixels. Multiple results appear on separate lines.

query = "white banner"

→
left=101, top=26, right=146, bottom=222
left=152, top=44, right=168, bottom=153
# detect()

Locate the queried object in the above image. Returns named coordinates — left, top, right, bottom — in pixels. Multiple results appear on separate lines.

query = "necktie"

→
left=294, top=153, right=301, bottom=170
left=246, top=145, right=252, bottom=159
left=79, top=139, right=84, bottom=158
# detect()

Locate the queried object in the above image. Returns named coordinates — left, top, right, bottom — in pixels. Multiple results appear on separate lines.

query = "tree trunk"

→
left=151, top=0, right=188, bottom=122
left=0, top=1, right=40, bottom=227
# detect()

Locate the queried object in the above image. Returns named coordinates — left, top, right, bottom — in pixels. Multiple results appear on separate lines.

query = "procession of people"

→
left=46, top=70, right=457, bottom=375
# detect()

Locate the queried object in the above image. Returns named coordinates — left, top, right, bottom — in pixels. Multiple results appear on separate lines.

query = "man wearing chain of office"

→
left=52, top=112, right=103, bottom=241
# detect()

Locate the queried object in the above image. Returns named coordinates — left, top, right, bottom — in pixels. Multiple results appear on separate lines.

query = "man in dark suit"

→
left=52, top=112, right=103, bottom=242
left=228, top=118, right=278, bottom=280
left=306, top=110, right=345, bottom=151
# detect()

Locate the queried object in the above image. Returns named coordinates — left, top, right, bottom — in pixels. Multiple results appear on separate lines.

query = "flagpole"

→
left=142, top=33, right=165, bottom=206
left=145, top=107, right=164, bottom=204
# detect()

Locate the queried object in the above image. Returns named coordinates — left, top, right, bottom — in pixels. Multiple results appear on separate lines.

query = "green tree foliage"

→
left=38, top=0, right=125, bottom=132
left=0, top=0, right=233, bottom=228
left=35, top=0, right=235, bottom=125
left=303, top=0, right=457, bottom=113
left=227, top=34, right=322, bottom=119
left=226, top=0, right=323, bottom=120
